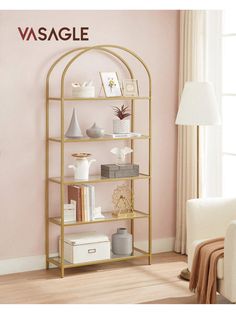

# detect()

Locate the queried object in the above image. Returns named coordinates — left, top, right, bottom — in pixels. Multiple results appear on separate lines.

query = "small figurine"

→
left=110, top=147, right=133, bottom=164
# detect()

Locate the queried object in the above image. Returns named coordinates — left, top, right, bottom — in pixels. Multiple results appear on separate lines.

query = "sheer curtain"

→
left=202, top=11, right=222, bottom=198
left=175, top=11, right=206, bottom=254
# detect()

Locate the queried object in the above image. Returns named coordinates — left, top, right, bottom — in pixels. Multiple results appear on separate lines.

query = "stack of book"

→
left=68, top=185, right=95, bottom=222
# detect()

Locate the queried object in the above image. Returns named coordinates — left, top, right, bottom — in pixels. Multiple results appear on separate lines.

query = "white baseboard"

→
left=135, top=237, right=175, bottom=254
left=0, top=255, right=46, bottom=276
left=0, top=237, right=175, bottom=276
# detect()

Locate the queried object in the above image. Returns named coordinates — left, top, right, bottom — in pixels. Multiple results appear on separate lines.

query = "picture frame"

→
left=122, top=79, right=139, bottom=97
left=100, top=72, right=122, bottom=97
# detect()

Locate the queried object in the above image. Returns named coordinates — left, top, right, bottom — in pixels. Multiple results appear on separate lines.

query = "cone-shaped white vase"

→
left=65, top=108, right=83, bottom=138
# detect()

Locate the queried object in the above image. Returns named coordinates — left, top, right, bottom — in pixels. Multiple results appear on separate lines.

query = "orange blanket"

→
left=189, top=237, right=224, bottom=304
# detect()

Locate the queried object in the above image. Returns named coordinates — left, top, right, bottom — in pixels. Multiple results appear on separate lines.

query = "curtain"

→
left=201, top=11, right=222, bottom=198
left=175, top=11, right=206, bottom=254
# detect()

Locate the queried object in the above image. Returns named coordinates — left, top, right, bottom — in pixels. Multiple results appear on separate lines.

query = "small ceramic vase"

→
left=112, top=228, right=133, bottom=256
left=86, top=123, right=105, bottom=138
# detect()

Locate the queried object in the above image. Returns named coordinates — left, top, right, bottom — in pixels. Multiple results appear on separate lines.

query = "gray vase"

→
left=112, top=228, right=133, bottom=256
left=86, top=123, right=105, bottom=138
left=65, top=108, right=83, bottom=138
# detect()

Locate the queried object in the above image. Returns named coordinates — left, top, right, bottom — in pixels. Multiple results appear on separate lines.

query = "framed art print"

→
left=123, top=79, right=139, bottom=97
left=100, top=72, right=122, bottom=97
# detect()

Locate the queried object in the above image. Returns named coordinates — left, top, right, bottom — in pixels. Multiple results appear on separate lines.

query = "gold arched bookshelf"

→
left=45, top=45, right=152, bottom=278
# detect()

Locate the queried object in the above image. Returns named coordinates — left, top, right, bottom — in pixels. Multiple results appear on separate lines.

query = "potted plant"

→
left=113, top=105, right=131, bottom=134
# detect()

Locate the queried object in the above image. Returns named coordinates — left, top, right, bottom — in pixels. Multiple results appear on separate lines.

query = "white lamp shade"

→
left=175, top=81, right=221, bottom=126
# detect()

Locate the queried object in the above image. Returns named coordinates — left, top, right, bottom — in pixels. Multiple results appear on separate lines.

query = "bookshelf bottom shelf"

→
left=48, top=248, right=150, bottom=269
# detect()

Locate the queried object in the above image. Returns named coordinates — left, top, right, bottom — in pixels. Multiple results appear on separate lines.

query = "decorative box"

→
left=101, top=163, right=139, bottom=178
left=59, top=232, right=110, bottom=264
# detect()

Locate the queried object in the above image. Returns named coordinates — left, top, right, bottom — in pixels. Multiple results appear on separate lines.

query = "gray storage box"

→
left=101, top=164, right=139, bottom=178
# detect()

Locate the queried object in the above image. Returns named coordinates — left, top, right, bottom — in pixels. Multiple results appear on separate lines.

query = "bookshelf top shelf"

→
left=48, top=96, right=150, bottom=101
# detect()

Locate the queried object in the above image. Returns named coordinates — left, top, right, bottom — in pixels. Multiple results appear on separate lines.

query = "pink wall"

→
left=0, top=10, right=179, bottom=259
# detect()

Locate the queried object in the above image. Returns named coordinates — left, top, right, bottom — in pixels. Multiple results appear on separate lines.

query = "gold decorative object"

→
left=72, top=152, right=91, bottom=158
left=112, top=184, right=134, bottom=218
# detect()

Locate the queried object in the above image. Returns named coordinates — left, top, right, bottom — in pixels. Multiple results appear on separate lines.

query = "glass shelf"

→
left=49, top=210, right=148, bottom=226
left=49, top=135, right=150, bottom=143
left=48, top=248, right=149, bottom=269
left=48, top=96, right=150, bottom=101
left=48, top=173, right=150, bottom=185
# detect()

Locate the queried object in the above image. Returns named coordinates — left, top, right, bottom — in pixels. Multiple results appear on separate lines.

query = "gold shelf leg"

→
left=131, top=98, right=135, bottom=252
left=148, top=90, right=152, bottom=265
left=45, top=76, right=49, bottom=270
left=60, top=264, right=65, bottom=278
left=60, top=82, right=65, bottom=278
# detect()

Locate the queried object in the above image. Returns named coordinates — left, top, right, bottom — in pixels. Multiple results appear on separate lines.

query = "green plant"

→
left=113, top=105, right=131, bottom=120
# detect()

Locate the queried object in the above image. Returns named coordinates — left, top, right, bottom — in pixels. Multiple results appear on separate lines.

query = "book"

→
left=68, top=185, right=83, bottom=221
left=89, top=185, right=95, bottom=220
left=68, top=185, right=96, bottom=222
left=83, top=184, right=96, bottom=221
left=83, top=185, right=89, bottom=221
left=104, top=132, right=141, bottom=138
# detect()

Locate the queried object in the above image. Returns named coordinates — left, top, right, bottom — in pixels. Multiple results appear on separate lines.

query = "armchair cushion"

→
left=186, top=198, right=236, bottom=302
left=187, top=197, right=236, bottom=271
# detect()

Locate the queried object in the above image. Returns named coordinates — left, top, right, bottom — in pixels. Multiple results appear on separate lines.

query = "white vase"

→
left=113, top=119, right=130, bottom=134
left=68, top=157, right=96, bottom=180
left=65, top=108, right=83, bottom=138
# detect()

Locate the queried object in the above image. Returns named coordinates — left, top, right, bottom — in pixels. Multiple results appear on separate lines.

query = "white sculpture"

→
left=72, top=81, right=95, bottom=98
left=65, top=108, right=83, bottom=138
left=110, top=147, right=133, bottom=164
left=93, top=206, right=105, bottom=220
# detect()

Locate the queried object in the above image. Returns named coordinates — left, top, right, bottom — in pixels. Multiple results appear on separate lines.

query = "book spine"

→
left=90, top=185, right=95, bottom=220
left=86, top=185, right=90, bottom=221
left=81, top=186, right=85, bottom=221
left=68, top=185, right=82, bottom=222
left=84, top=185, right=89, bottom=221
left=88, top=185, right=92, bottom=220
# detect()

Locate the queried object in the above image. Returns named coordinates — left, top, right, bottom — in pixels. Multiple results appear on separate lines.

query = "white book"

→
left=104, top=132, right=141, bottom=138
left=83, top=185, right=90, bottom=221
left=84, top=185, right=95, bottom=221
left=89, top=185, right=95, bottom=220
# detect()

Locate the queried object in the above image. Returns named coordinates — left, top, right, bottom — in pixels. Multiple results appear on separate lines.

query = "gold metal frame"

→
left=45, top=45, right=152, bottom=277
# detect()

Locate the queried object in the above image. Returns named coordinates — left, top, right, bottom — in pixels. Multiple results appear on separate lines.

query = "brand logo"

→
left=18, top=27, right=89, bottom=41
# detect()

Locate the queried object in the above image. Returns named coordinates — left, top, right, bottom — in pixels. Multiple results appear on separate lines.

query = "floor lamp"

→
left=175, top=81, right=221, bottom=281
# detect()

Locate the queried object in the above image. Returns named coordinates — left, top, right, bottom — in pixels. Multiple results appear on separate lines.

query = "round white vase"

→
left=113, top=119, right=130, bottom=134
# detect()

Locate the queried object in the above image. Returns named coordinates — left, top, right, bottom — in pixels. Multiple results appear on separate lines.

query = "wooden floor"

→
left=0, top=252, right=198, bottom=304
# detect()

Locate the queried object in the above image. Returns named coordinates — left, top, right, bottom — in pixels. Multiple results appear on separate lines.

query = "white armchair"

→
left=187, top=197, right=236, bottom=303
